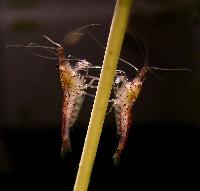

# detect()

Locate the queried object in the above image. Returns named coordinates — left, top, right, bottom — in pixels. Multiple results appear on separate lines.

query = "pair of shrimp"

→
left=35, top=34, right=191, bottom=163
left=7, top=27, right=191, bottom=163
left=48, top=33, right=144, bottom=159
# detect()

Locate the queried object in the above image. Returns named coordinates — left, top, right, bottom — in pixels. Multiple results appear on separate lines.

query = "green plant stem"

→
left=73, top=0, right=133, bottom=191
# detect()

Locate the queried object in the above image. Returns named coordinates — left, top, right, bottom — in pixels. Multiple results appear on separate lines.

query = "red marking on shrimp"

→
left=112, top=64, right=148, bottom=165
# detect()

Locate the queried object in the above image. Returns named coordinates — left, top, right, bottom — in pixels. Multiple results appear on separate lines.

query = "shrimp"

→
left=42, top=36, right=101, bottom=157
left=111, top=36, right=191, bottom=165
left=112, top=63, right=148, bottom=165
left=57, top=47, right=86, bottom=156
left=7, top=35, right=100, bottom=157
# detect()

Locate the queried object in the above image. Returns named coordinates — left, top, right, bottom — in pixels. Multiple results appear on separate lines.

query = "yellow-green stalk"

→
left=73, top=0, right=133, bottom=191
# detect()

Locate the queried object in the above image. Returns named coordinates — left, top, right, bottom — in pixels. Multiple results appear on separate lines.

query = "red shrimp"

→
left=7, top=35, right=100, bottom=157
left=21, top=35, right=99, bottom=156
left=112, top=63, right=148, bottom=165
left=56, top=47, right=86, bottom=156
left=50, top=39, right=100, bottom=157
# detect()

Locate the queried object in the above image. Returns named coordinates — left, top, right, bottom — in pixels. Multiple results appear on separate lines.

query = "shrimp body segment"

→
left=113, top=64, right=148, bottom=165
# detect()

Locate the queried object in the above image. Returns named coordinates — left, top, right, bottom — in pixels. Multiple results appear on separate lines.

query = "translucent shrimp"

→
left=42, top=36, right=101, bottom=157
left=111, top=36, right=191, bottom=165
left=112, top=64, right=148, bottom=165
left=7, top=35, right=100, bottom=157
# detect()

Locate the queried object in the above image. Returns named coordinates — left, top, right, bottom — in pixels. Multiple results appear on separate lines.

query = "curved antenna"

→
left=119, top=57, right=138, bottom=71
left=63, top=24, right=100, bottom=46
left=6, top=43, right=79, bottom=61
left=6, top=43, right=59, bottom=60
left=43, top=35, right=61, bottom=48
left=43, top=25, right=100, bottom=49
left=75, top=23, right=100, bottom=33
left=28, top=42, right=59, bottom=57
left=28, top=48, right=58, bottom=60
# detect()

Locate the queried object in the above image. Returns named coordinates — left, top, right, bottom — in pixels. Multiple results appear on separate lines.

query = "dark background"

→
left=0, top=0, right=200, bottom=190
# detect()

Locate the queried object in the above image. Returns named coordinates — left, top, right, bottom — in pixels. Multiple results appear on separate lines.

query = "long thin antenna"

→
left=43, top=35, right=61, bottom=48
left=6, top=44, right=55, bottom=49
left=119, top=58, right=138, bottom=71
left=76, top=24, right=100, bottom=33
left=149, top=67, right=192, bottom=72
left=28, top=48, right=58, bottom=60
left=6, top=43, right=79, bottom=61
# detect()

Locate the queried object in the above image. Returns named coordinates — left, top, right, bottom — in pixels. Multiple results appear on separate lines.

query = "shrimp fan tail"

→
left=112, top=149, right=122, bottom=166
left=60, top=136, right=72, bottom=158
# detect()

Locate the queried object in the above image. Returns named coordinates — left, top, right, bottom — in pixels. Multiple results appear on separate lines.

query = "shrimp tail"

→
left=112, top=148, right=122, bottom=166
left=60, top=136, right=72, bottom=158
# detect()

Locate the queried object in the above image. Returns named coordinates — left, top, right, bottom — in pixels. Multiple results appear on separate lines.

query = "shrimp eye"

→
left=56, top=64, right=59, bottom=69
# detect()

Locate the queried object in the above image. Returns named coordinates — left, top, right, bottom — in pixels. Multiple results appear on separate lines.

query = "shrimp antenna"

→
left=6, top=41, right=58, bottom=51
left=6, top=42, right=60, bottom=59
left=6, top=43, right=77, bottom=61
left=28, top=48, right=58, bottom=60
left=75, top=23, right=100, bottom=33
left=6, top=44, right=55, bottom=50
left=27, top=49, right=79, bottom=61
left=149, top=67, right=192, bottom=72
left=43, top=35, right=61, bottom=48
